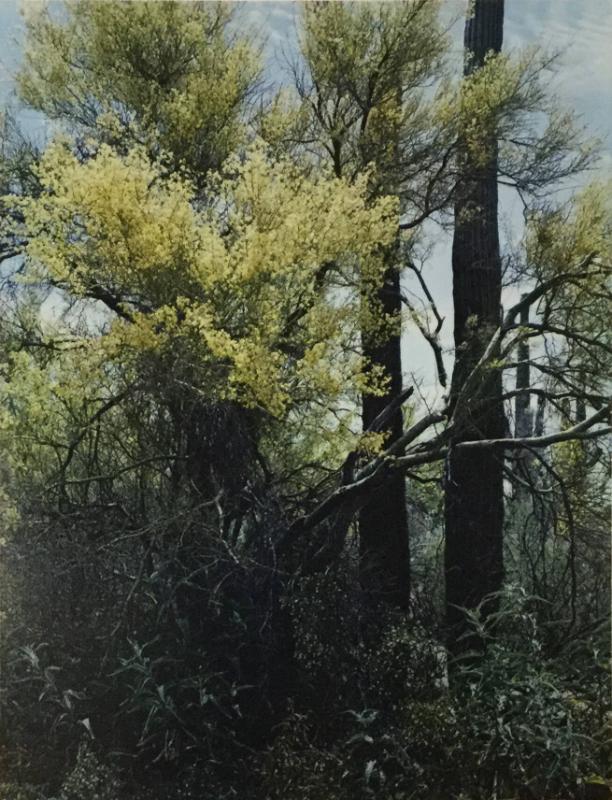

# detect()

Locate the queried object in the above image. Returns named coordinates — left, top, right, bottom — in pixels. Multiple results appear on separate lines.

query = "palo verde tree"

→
left=0, top=8, right=400, bottom=772
left=295, top=0, right=451, bottom=608
left=505, top=183, right=612, bottom=634
left=3, top=1, right=266, bottom=519
left=17, top=0, right=260, bottom=184
left=0, top=2, right=610, bottom=797
left=0, top=6, right=400, bottom=773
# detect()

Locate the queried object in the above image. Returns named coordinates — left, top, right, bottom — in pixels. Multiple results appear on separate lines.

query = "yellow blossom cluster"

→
left=19, top=142, right=398, bottom=418
left=18, top=1, right=259, bottom=177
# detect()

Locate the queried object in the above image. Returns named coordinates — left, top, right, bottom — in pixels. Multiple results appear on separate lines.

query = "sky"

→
left=2, top=1, right=610, bottom=155
left=0, top=0, right=610, bottom=397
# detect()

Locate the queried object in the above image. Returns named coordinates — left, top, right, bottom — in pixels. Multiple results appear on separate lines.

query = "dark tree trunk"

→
left=514, top=299, right=533, bottom=493
left=515, top=300, right=532, bottom=439
left=444, top=0, right=506, bottom=648
left=359, top=250, right=411, bottom=610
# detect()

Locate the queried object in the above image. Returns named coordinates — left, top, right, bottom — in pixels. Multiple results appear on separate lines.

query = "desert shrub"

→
left=0, top=506, right=290, bottom=793
left=447, top=587, right=610, bottom=799
left=2, top=511, right=609, bottom=800
left=59, top=742, right=122, bottom=800
left=0, top=511, right=145, bottom=787
left=262, top=584, right=610, bottom=800
left=0, top=784, right=45, bottom=800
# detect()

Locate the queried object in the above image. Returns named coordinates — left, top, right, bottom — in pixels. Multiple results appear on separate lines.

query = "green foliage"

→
left=449, top=587, right=610, bottom=798
left=0, top=784, right=45, bottom=800
left=0, top=2, right=610, bottom=799
left=5, top=139, right=397, bottom=427
left=1, top=519, right=610, bottom=798
left=449, top=47, right=595, bottom=186
left=18, top=1, right=259, bottom=179
left=59, top=743, right=122, bottom=800
left=266, top=587, right=609, bottom=799
left=262, top=584, right=610, bottom=800
left=297, top=0, right=454, bottom=222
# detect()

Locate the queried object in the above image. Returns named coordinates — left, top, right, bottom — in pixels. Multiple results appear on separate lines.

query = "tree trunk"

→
left=514, top=299, right=533, bottom=494
left=515, top=300, right=533, bottom=439
left=358, top=82, right=411, bottom=611
left=359, top=249, right=411, bottom=610
left=444, top=0, right=505, bottom=648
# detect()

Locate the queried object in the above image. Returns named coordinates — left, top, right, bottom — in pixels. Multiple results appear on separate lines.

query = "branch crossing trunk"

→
left=359, top=244, right=411, bottom=611
left=444, top=0, right=506, bottom=650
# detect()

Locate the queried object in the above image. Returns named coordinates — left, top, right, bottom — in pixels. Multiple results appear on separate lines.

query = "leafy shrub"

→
left=447, top=586, right=610, bottom=798
left=59, top=742, right=122, bottom=800
left=262, top=584, right=610, bottom=800
left=2, top=514, right=609, bottom=800
left=0, top=784, right=45, bottom=800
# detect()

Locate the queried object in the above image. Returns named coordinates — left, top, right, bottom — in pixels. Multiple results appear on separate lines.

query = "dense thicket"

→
left=0, top=2, right=610, bottom=799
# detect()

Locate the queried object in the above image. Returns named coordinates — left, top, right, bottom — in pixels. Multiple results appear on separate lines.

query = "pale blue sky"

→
left=1, top=2, right=611, bottom=153
left=0, top=0, right=610, bottom=396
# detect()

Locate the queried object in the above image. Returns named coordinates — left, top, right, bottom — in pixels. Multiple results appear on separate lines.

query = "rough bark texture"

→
left=359, top=254, right=411, bottom=610
left=358, top=82, right=411, bottom=611
left=444, top=0, right=506, bottom=645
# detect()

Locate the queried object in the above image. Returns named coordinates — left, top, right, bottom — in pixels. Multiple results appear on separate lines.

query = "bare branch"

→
left=457, top=404, right=611, bottom=451
left=365, top=385, right=415, bottom=433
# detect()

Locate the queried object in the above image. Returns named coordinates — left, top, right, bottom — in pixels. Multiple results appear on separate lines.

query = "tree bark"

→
left=514, top=299, right=533, bottom=495
left=358, top=81, right=411, bottom=611
left=359, top=249, right=411, bottom=610
left=515, top=300, right=533, bottom=439
left=444, top=0, right=506, bottom=648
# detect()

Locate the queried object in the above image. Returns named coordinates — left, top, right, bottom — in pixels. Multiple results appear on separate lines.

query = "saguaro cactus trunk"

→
left=359, top=249, right=411, bottom=611
left=444, top=0, right=506, bottom=647
left=359, top=83, right=411, bottom=612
